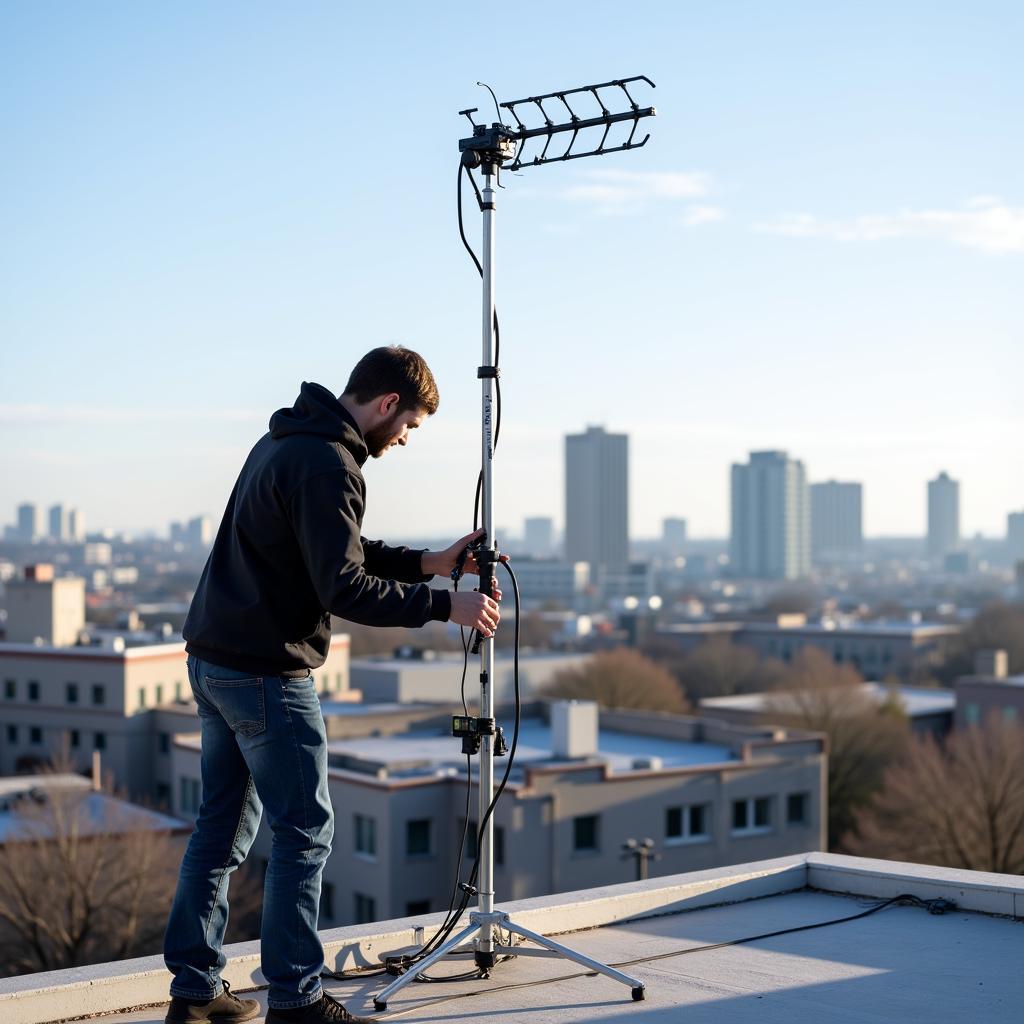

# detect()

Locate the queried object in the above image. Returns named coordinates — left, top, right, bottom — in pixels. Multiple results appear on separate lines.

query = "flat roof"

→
left=326, top=718, right=737, bottom=777
left=352, top=651, right=586, bottom=671
left=0, top=775, right=188, bottom=841
left=701, top=684, right=955, bottom=718
left=7, top=854, right=1020, bottom=1024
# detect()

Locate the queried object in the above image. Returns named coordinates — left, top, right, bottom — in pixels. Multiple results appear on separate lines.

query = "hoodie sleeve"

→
left=360, top=538, right=432, bottom=584
left=287, top=468, right=451, bottom=627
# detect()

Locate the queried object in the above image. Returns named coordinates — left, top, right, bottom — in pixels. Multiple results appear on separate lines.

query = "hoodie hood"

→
left=269, top=381, right=368, bottom=465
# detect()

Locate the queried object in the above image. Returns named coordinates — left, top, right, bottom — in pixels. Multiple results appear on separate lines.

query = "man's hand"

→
left=449, top=591, right=501, bottom=637
left=422, top=528, right=508, bottom=589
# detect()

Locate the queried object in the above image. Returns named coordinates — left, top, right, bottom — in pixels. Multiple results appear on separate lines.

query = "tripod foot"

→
left=632, top=986, right=645, bottom=1001
left=373, top=999, right=387, bottom=1012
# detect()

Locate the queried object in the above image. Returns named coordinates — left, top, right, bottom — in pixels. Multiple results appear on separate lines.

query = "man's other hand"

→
left=422, top=528, right=509, bottom=585
left=449, top=591, right=501, bottom=636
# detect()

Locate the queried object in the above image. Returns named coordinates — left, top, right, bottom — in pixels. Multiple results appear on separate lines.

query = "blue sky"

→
left=1, top=1, right=1021, bottom=541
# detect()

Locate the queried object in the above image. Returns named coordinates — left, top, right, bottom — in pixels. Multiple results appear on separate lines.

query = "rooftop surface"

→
left=0, top=774, right=187, bottom=842
left=325, top=719, right=737, bottom=777
left=4, top=854, right=1020, bottom=1024
left=701, top=684, right=955, bottom=718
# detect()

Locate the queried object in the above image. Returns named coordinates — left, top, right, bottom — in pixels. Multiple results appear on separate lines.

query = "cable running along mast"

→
left=372, top=75, right=656, bottom=1012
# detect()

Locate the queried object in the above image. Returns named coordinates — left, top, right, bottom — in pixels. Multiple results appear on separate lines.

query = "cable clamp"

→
left=477, top=366, right=500, bottom=378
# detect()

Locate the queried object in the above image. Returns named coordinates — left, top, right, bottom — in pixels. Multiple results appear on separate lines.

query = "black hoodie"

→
left=183, top=382, right=452, bottom=676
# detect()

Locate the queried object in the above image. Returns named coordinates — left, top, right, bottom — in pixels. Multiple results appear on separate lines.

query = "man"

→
left=164, top=346, right=500, bottom=1024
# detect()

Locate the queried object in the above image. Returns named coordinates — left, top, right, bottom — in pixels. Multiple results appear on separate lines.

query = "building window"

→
left=174, top=681, right=183, bottom=701
left=28, top=681, right=40, bottom=702
left=155, top=782, right=170, bottom=806
left=6, top=724, right=17, bottom=743
left=92, top=684, right=106, bottom=706
left=5, top=679, right=16, bottom=699
left=336, top=673, right=344, bottom=690
left=355, top=814, right=377, bottom=857
left=155, top=684, right=164, bottom=704
left=573, top=814, right=600, bottom=852
left=406, top=819, right=432, bottom=857
left=320, top=882, right=335, bottom=922
left=159, top=732, right=170, bottom=754
left=70, top=729, right=80, bottom=749
left=138, top=688, right=147, bottom=708
left=406, top=899, right=431, bottom=916
left=1004, top=706, right=1019, bottom=722
left=732, top=797, right=773, bottom=835
left=94, top=732, right=107, bottom=751
left=66, top=682, right=79, bottom=704
left=354, top=892, right=376, bottom=924
left=30, top=726, right=42, bottom=745
left=462, top=820, right=505, bottom=865
left=787, top=792, right=809, bottom=825
left=964, top=703, right=980, bottom=724
left=666, top=803, right=710, bottom=843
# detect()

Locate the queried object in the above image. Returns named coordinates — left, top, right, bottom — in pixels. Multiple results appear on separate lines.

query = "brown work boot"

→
left=165, top=980, right=260, bottom=1024
left=265, top=991, right=369, bottom=1023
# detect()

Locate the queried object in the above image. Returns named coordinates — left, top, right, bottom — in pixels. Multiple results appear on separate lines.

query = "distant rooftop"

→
left=4, top=853, right=1020, bottom=1024
left=701, top=683, right=955, bottom=719
left=0, top=774, right=187, bottom=843
left=324, top=718, right=738, bottom=780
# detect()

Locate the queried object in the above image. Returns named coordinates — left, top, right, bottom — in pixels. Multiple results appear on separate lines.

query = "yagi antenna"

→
left=373, top=74, right=658, bottom=1015
left=459, top=74, right=656, bottom=172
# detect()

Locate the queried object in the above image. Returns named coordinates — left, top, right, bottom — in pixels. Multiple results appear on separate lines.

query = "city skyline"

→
left=2, top=4, right=1021, bottom=539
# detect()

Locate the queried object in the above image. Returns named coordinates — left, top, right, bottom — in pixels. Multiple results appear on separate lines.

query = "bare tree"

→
left=648, top=635, right=786, bottom=702
left=845, top=717, right=1024, bottom=874
left=541, top=647, right=690, bottom=713
left=763, top=648, right=910, bottom=849
left=0, top=777, right=183, bottom=976
left=935, top=601, right=1024, bottom=684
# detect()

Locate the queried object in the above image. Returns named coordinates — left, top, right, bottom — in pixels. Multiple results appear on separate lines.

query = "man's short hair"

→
left=344, top=346, right=439, bottom=414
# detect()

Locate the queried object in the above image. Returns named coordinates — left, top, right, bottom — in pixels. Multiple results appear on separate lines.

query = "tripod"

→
left=372, top=77, right=656, bottom=1012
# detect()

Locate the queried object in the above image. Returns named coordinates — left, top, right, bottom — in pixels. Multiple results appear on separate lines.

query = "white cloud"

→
left=755, top=196, right=1024, bottom=253
left=680, top=205, right=726, bottom=226
left=563, top=169, right=712, bottom=206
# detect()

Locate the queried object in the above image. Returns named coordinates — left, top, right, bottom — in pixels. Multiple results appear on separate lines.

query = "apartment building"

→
left=170, top=701, right=826, bottom=928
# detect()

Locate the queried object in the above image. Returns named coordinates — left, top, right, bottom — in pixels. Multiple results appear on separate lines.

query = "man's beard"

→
left=364, top=412, right=402, bottom=458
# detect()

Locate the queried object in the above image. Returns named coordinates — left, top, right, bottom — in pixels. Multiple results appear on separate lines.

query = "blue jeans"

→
left=164, top=655, right=334, bottom=1010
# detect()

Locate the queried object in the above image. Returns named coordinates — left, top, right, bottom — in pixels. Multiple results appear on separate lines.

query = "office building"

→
left=927, top=471, right=960, bottom=558
left=14, top=503, right=41, bottom=544
left=954, top=649, right=1024, bottom=729
left=564, top=426, right=629, bottom=579
left=656, top=617, right=961, bottom=682
left=662, top=517, right=688, bottom=558
left=170, top=701, right=826, bottom=925
left=810, top=481, right=862, bottom=562
left=47, top=504, right=69, bottom=543
left=1007, top=511, right=1024, bottom=563
left=729, top=451, right=810, bottom=580
left=523, top=516, right=555, bottom=557
left=67, top=507, right=86, bottom=543
left=501, top=558, right=591, bottom=609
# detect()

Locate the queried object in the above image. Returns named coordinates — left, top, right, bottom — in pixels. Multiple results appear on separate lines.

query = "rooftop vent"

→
left=551, top=700, right=598, bottom=759
left=631, top=756, right=663, bottom=771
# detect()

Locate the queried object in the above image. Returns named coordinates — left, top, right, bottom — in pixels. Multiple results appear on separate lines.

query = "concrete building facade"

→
left=927, top=471, right=960, bottom=558
left=656, top=617, right=961, bottom=681
left=564, top=426, right=629, bottom=579
left=810, top=480, right=862, bottom=562
left=730, top=451, right=810, bottom=580
left=169, top=703, right=827, bottom=928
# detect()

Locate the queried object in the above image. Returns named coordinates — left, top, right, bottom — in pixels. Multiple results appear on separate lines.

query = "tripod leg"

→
left=503, top=919, right=645, bottom=1000
left=371, top=921, right=482, bottom=1011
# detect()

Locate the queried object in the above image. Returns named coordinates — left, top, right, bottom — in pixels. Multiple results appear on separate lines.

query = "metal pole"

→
left=477, top=164, right=497, bottom=960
